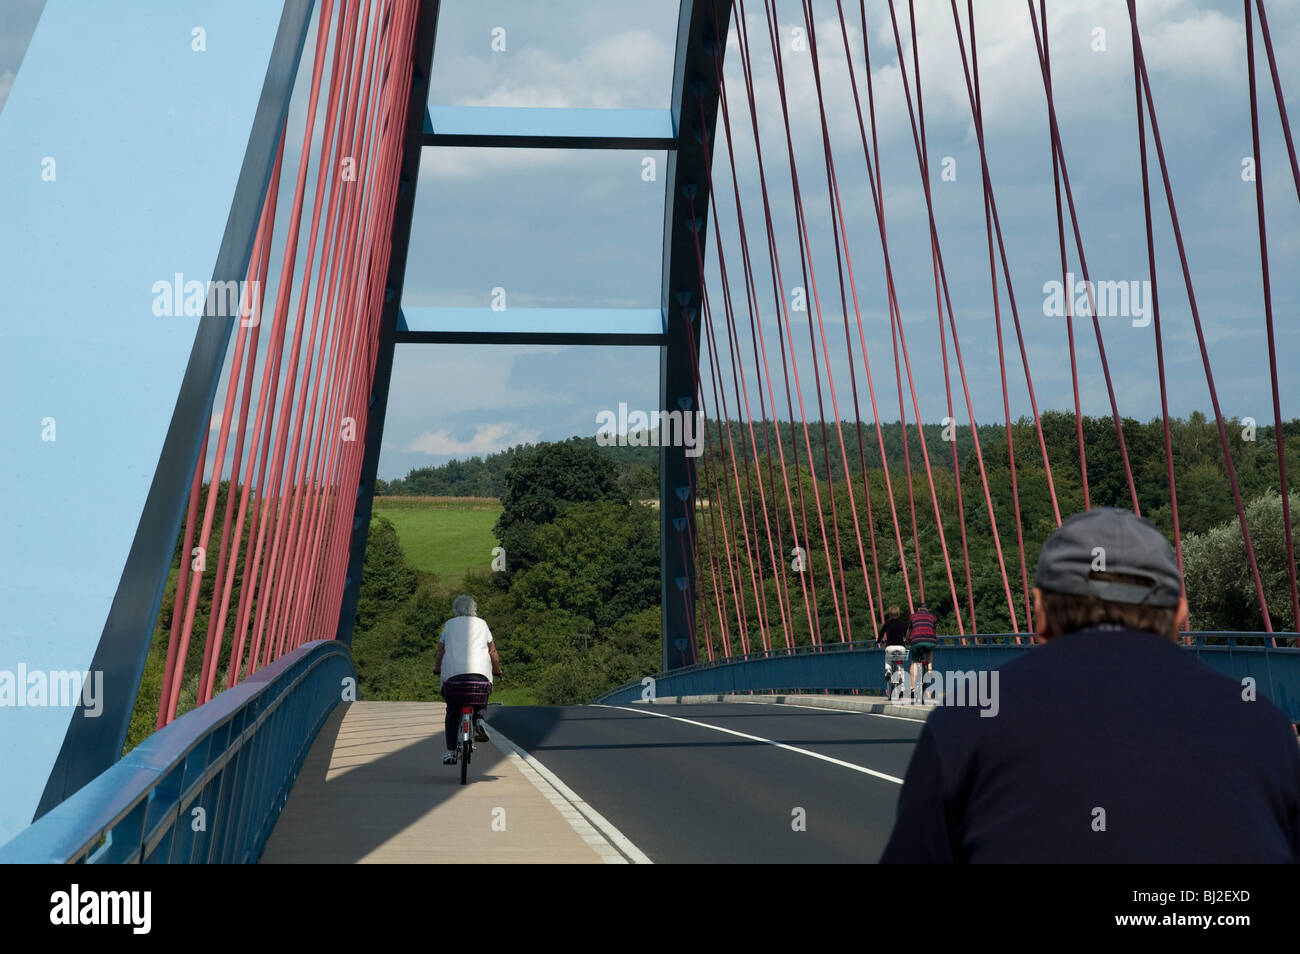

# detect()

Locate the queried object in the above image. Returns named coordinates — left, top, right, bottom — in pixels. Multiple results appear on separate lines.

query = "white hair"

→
left=452, top=594, right=478, bottom=618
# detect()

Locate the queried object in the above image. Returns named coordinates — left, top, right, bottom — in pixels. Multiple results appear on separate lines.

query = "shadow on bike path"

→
left=260, top=701, right=604, bottom=863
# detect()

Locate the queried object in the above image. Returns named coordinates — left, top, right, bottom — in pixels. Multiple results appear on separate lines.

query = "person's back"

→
left=907, top=607, right=938, bottom=646
left=878, top=614, right=909, bottom=647
left=439, top=613, right=494, bottom=682
left=882, top=626, right=1300, bottom=862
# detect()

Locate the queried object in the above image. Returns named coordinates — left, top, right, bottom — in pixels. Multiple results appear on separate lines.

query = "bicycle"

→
left=446, top=678, right=493, bottom=785
left=883, top=644, right=908, bottom=699
left=458, top=706, right=474, bottom=784
left=908, top=642, right=935, bottom=704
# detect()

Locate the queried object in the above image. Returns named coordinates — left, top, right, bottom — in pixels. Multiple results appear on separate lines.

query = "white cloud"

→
left=460, top=29, right=671, bottom=109
left=406, top=423, right=540, bottom=456
left=420, top=26, right=674, bottom=179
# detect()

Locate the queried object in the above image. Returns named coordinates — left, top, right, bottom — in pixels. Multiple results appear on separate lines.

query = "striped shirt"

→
left=908, top=611, right=938, bottom=645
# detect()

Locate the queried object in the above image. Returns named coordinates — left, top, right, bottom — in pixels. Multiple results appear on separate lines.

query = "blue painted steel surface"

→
left=596, top=634, right=1300, bottom=721
left=0, top=641, right=353, bottom=864
left=424, top=105, right=676, bottom=149
left=397, top=305, right=667, bottom=343
left=1187, top=636, right=1300, bottom=721
left=659, top=0, right=732, bottom=672
left=0, top=0, right=313, bottom=846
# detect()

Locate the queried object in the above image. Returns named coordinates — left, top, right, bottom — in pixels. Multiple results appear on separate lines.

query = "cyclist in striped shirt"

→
left=906, top=604, right=938, bottom=703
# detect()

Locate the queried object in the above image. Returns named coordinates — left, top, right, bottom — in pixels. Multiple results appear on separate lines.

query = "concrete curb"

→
left=635, top=693, right=936, bottom=721
left=483, top=723, right=652, bottom=864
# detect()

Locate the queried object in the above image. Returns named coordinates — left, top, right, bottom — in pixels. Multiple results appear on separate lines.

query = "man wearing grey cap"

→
left=880, top=508, right=1300, bottom=863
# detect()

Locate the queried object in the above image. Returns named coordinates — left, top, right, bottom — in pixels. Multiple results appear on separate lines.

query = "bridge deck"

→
left=260, top=702, right=604, bottom=864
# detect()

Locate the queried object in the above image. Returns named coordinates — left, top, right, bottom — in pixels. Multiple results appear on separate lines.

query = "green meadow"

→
left=370, top=496, right=502, bottom=587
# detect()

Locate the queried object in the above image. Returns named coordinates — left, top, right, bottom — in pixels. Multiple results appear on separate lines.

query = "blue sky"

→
left=3, top=0, right=1297, bottom=481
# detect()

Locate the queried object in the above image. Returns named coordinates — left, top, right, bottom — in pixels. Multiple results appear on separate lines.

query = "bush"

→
left=354, top=516, right=417, bottom=633
left=493, top=441, right=623, bottom=578
left=536, top=655, right=607, bottom=705
left=1181, top=490, right=1299, bottom=632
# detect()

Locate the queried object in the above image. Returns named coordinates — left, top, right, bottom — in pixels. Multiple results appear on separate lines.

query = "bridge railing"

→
left=597, top=633, right=1300, bottom=721
left=0, top=640, right=353, bottom=864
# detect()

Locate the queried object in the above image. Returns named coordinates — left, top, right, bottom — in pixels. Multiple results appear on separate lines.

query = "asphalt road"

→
left=485, top=701, right=923, bottom=863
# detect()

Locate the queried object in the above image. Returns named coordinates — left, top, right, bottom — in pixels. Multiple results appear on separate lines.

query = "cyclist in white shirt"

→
left=433, top=594, right=502, bottom=765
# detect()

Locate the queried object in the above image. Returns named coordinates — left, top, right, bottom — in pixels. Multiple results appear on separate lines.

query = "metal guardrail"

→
left=0, top=640, right=353, bottom=864
left=596, top=632, right=1300, bottom=721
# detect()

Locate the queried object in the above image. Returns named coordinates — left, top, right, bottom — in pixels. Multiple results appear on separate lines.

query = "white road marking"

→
left=725, top=698, right=925, bottom=722
left=484, top=722, right=653, bottom=864
left=593, top=704, right=905, bottom=785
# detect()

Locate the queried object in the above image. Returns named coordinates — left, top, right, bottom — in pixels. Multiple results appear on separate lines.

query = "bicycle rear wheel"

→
left=460, top=710, right=472, bottom=784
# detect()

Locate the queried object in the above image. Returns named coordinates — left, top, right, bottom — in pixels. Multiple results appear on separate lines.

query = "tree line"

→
left=692, top=410, right=1300, bottom=643
left=129, top=409, right=1299, bottom=736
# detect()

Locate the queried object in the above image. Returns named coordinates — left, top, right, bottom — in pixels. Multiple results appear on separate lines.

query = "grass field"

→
left=372, top=495, right=500, bottom=511
left=372, top=496, right=502, bottom=587
left=368, top=498, right=537, bottom=705
left=489, top=686, right=538, bottom=706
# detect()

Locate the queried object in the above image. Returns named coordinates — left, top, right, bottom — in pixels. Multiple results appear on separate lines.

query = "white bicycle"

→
left=884, top=645, right=909, bottom=700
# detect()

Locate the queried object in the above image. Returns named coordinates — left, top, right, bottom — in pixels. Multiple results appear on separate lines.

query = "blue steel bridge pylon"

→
left=344, top=0, right=735, bottom=673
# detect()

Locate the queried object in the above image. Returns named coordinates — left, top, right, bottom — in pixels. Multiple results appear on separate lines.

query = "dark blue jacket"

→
left=880, top=627, right=1300, bottom=863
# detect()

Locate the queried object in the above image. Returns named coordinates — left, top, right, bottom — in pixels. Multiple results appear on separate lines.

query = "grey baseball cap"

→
left=1034, top=507, right=1183, bottom=608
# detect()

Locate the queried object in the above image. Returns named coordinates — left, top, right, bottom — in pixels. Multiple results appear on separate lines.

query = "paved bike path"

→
left=261, top=701, right=607, bottom=863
